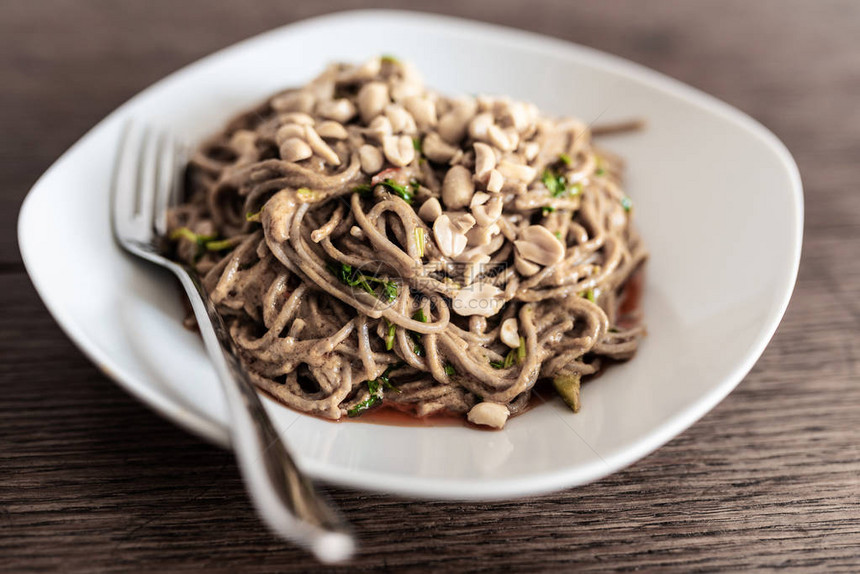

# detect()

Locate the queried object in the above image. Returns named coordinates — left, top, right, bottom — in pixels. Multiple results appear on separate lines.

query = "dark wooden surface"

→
left=3, top=1, right=859, bottom=571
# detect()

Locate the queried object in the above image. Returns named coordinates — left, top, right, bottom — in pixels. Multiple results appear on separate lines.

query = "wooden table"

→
left=3, top=1, right=859, bottom=571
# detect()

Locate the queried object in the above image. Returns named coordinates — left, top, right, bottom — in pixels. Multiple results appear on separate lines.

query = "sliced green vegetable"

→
left=584, top=288, right=596, bottom=303
left=559, top=153, right=572, bottom=165
left=444, top=364, right=456, bottom=376
left=553, top=374, right=581, bottom=413
left=542, top=206, right=556, bottom=216
left=491, top=341, right=524, bottom=369
left=381, top=54, right=399, bottom=64
left=205, top=238, right=235, bottom=252
left=412, top=137, right=422, bottom=152
left=385, top=320, right=396, bottom=351
left=169, top=227, right=216, bottom=247
left=169, top=227, right=225, bottom=261
left=296, top=187, right=318, bottom=201
left=502, top=348, right=516, bottom=369
left=245, top=210, right=262, bottom=222
left=413, top=309, right=427, bottom=323
left=415, top=228, right=425, bottom=258
left=353, top=183, right=373, bottom=195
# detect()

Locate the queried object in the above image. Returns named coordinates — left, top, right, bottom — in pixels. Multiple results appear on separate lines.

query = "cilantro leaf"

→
left=542, top=169, right=568, bottom=197
left=621, top=196, right=633, bottom=212
left=381, top=179, right=414, bottom=204
left=328, top=261, right=397, bottom=300
left=347, top=363, right=403, bottom=417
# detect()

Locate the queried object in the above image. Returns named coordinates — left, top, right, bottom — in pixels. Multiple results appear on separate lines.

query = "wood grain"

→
left=2, top=1, right=859, bottom=571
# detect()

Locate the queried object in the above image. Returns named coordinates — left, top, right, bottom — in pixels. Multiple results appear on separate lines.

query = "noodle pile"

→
left=168, top=57, right=646, bottom=429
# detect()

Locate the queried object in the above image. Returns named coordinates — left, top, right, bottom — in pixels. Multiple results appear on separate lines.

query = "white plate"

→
left=18, top=10, right=802, bottom=500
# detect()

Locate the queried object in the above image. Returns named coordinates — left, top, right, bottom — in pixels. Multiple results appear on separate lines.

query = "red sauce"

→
left=524, top=379, right=554, bottom=411
left=353, top=405, right=464, bottom=427
left=617, top=267, right=645, bottom=328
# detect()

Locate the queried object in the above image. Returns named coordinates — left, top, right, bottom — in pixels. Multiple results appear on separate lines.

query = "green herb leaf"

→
left=381, top=179, right=414, bottom=204
left=412, top=137, right=422, bottom=152
left=353, top=183, right=373, bottom=195
left=245, top=211, right=262, bottom=222
left=383, top=281, right=398, bottom=302
left=347, top=375, right=386, bottom=417
left=405, top=310, right=427, bottom=356
left=542, top=169, right=568, bottom=198
left=368, top=378, right=380, bottom=395
left=517, top=336, right=526, bottom=362
left=489, top=359, right=506, bottom=369
left=583, top=288, right=596, bottom=302
left=444, top=363, right=456, bottom=376
left=381, top=54, right=399, bottom=64
left=542, top=206, right=556, bottom=216
left=411, top=334, right=424, bottom=357
left=377, top=362, right=402, bottom=393
left=347, top=390, right=381, bottom=417
left=621, top=196, right=633, bottom=212
left=170, top=227, right=221, bottom=262
left=559, top=153, right=572, bottom=165
left=554, top=231, right=562, bottom=240
left=328, top=261, right=392, bottom=298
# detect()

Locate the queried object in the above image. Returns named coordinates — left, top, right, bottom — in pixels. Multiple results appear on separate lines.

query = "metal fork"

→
left=110, top=121, right=354, bottom=563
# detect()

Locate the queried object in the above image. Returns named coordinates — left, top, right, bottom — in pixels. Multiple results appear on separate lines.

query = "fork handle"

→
left=172, top=266, right=355, bottom=564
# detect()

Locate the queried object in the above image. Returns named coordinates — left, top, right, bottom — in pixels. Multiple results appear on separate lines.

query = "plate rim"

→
left=18, top=9, right=803, bottom=499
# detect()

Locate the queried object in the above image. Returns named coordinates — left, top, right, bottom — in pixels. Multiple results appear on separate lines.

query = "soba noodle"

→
left=168, top=57, right=646, bottom=429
